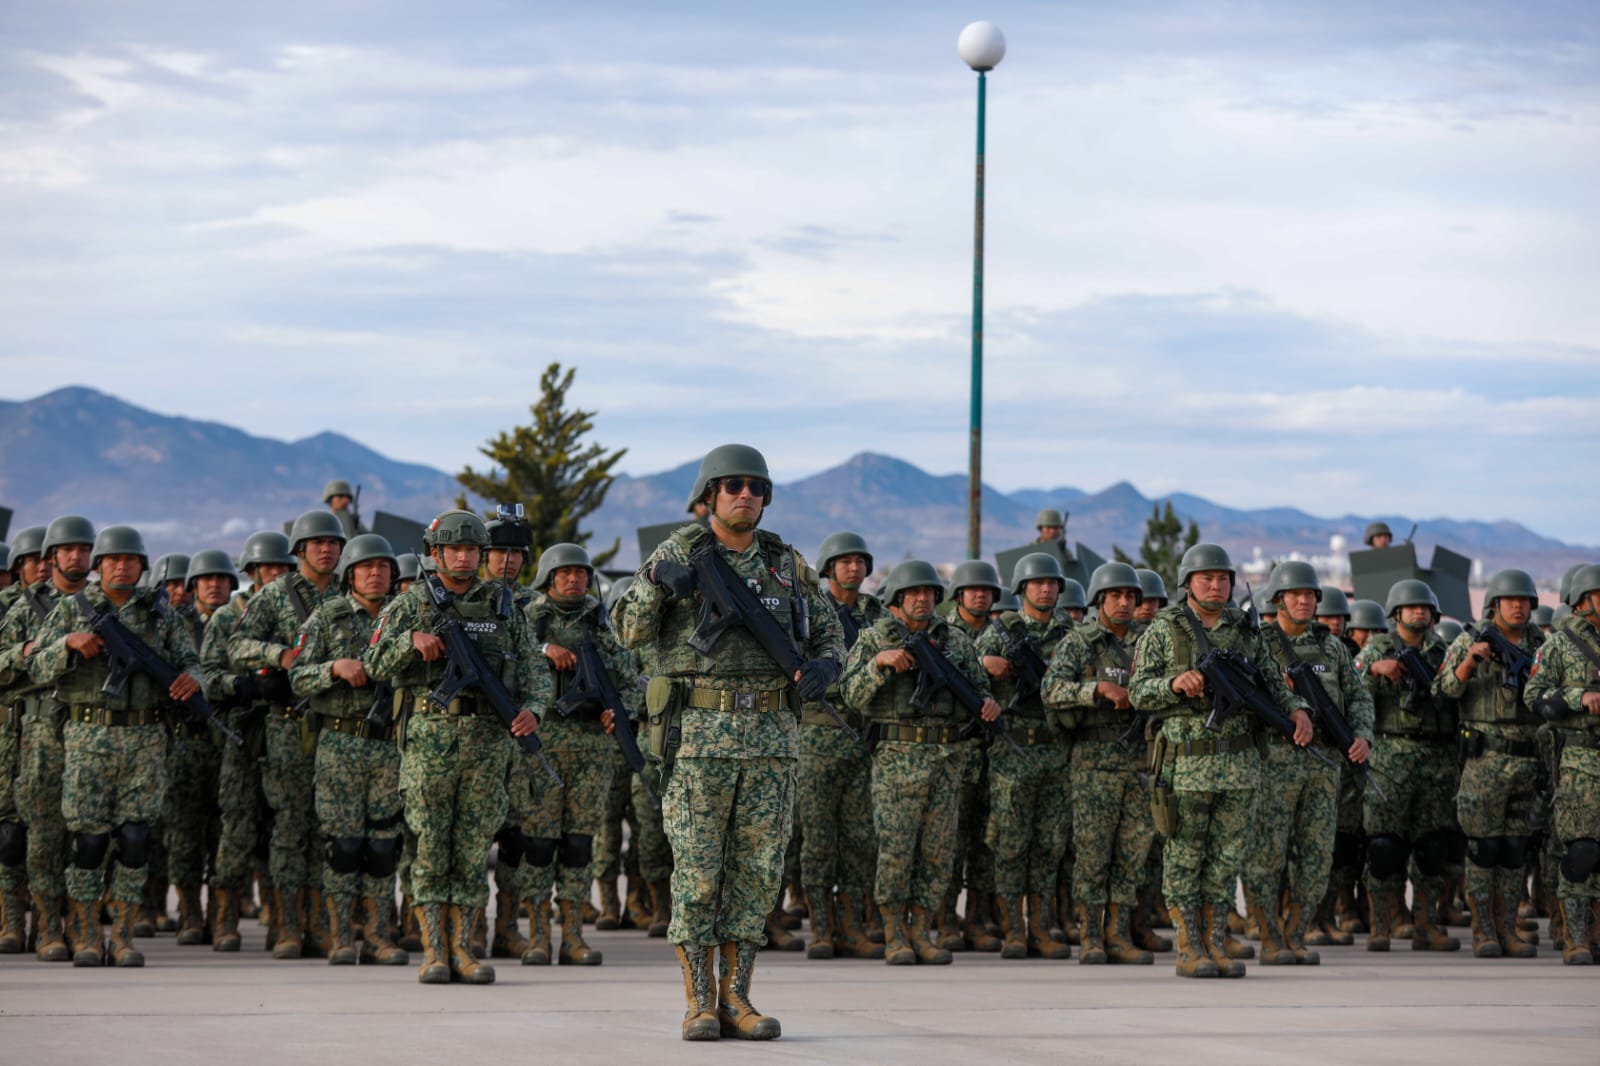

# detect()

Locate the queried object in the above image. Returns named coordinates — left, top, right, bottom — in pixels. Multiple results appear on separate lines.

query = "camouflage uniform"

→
left=946, top=613, right=996, bottom=936
left=2, top=584, right=70, bottom=928
left=0, top=584, right=37, bottom=944
left=162, top=604, right=220, bottom=935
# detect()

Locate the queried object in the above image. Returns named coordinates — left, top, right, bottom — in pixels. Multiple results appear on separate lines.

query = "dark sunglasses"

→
left=719, top=476, right=771, bottom=498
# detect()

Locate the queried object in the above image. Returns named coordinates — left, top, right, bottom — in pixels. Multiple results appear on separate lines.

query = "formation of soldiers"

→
left=1, top=449, right=1596, bottom=1043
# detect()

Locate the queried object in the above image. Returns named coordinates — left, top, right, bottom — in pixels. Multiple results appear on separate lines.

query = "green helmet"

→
left=150, top=553, right=190, bottom=586
left=239, top=530, right=296, bottom=571
left=1385, top=578, right=1440, bottom=619
left=90, top=525, right=149, bottom=570
left=1561, top=563, right=1587, bottom=607
left=423, top=509, right=488, bottom=548
left=337, top=533, right=398, bottom=587
left=1349, top=599, right=1388, bottom=632
left=1035, top=508, right=1065, bottom=529
left=995, top=590, right=1022, bottom=613
left=1253, top=587, right=1277, bottom=616
left=1363, top=521, right=1393, bottom=546
left=881, top=560, right=945, bottom=606
left=395, top=553, right=422, bottom=582
left=689, top=444, right=771, bottom=510
left=1011, top=552, right=1066, bottom=595
left=42, top=515, right=96, bottom=558
left=1135, top=569, right=1168, bottom=604
left=1552, top=603, right=1573, bottom=625
left=1177, top=543, right=1235, bottom=589
left=322, top=479, right=354, bottom=503
left=185, top=549, right=240, bottom=592
left=1087, top=562, right=1143, bottom=607
left=8, top=525, right=46, bottom=573
left=1484, top=568, right=1538, bottom=612
left=533, top=542, right=594, bottom=591
left=1568, top=564, right=1600, bottom=612
left=1532, top=605, right=1554, bottom=627
left=1433, top=618, right=1464, bottom=643
left=816, top=531, right=873, bottom=578
left=949, top=559, right=1001, bottom=597
left=289, top=509, right=348, bottom=554
left=1316, top=587, right=1352, bottom=618
left=605, top=574, right=635, bottom=611
left=1059, top=578, right=1087, bottom=611
left=1265, top=560, right=1321, bottom=604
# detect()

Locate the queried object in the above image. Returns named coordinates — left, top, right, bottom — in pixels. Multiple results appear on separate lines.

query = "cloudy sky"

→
left=3, top=1, right=1596, bottom=542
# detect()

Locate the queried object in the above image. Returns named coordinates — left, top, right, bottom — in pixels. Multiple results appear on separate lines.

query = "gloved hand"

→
left=230, top=673, right=263, bottom=703
left=650, top=560, right=695, bottom=602
left=259, top=669, right=293, bottom=705
left=796, top=659, right=841, bottom=702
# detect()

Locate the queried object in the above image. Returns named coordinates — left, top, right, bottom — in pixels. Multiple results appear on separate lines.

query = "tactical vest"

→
left=1076, top=625, right=1134, bottom=730
left=411, top=583, right=521, bottom=701
left=5, top=584, right=61, bottom=700
left=531, top=594, right=604, bottom=701
left=864, top=617, right=958, bottom=723
left=1268, top=625, right=1345, bottom=716
left=1155, top=603, right=1258, bottom=731
left=1458, top=626, right=1543, bottom=725
left=652, top=527, right=799, bottom=683
left=56, top=589, right=166, bottom=711
left=988, top=611, right=1068, bottom=722
left=310, top=595, right=382, bottom=720
left=1368, top=632, right=1451, bottom=737
left=1550, top=624, right=1600, bottom=736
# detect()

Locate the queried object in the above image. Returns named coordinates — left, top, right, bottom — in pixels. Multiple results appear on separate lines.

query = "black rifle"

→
left=1115, top=710, right=1150, bottom=753
left=417, top=571, right=561, bottom=784
left=1195, top=646, right=1337, bottom=771
left=76, top=594, right=243, bottom=747
left=686, top=542, right=858, bottom=741
left=1466, top=623, right=1537, bottom=694
left=1391, top=642, right=1439, bottom=713
left=903, top=629, right=1022, bottom=754
left=363, top=679, right=396, bottom=731
left=1269, top=627, right=1387, bottom=801
left=986, top=617, right=1048, bottom=713
left=555, top=640, right=659, bottom=809
left=831, top=597, right=860, bottom=648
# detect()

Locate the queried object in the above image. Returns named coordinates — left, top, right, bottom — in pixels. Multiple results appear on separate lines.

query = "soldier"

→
left=288, top=533, right=409, bottom=967
left=1128, top=543, right=1312, bottom=979
left=1532, top=605, right=1555, bottom=634
left=1356, top=579, right=1462, bottom=953
left=799, top=531, right=886, bottom=961
left=1042, top=561, right=1155, bottom=965
left=1058, top=579, right=1088, bottom=625
left=140, top=553, right=190, bottom=937
left=202, top=530, right=295, bottom=952
left=612, top=444, right=844, bottom=1041
left=1133, top=570, right=1168, bottom=629
left=1348, top=600, right=1388, bottom=651
left=1035, top=509, right=1066, bottom=544
left=593, top=574, right=642, bottom=932
left=323, top=479, right=364, bottom=539
left=395, top=553, right=422, bottom=594
left=1438, top=568, right=1545, bottom=958
left=228, top=509, right=347, bottom=959
left=1309, top=585, right=1364, bottom=945
left=1364, top=522, right=1394, bottom=549
left=1242, top=562, right=1373, bottom=966
left=1130, top=568, right=1175, bottom=951
left=1526, top=563, right=1600, bottom=964
left=365, top=509, right=548, bottom=986
left=843, top=559, right=1000, bottom=969
left=7, top=515, right=96, bottom=963
left=29, top=525, right=202, bottom=967
left=0, top=526, right=46, bottom=954
left=519, top=542, right=624, bottom=968
left=976, top=552, right=1074, bottom=961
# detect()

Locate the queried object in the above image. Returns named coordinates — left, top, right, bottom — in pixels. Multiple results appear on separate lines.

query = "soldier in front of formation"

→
left=0, top=527, right=47, bottom=955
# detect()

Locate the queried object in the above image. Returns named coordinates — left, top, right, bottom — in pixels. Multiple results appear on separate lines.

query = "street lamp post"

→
left=958, top=21, right=1005, bottom=560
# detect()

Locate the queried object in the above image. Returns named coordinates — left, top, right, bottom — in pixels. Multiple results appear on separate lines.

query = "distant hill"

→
left=0, top=388, right=1591, bottom=581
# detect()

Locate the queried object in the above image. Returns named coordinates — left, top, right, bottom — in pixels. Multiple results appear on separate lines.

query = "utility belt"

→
left=69, top=705, right=162, bottom=728
left=873, top=722, right=964, bottom=745
left=1557, top=731, right=1600, bottom=751
left=419, top=695, right=485, bottom=718
left=801, top=703, right=864, bottom=730
left=319, top=715, right=397, bottom=743
left=1006, top=723, right=1054, bottom=746
left=683, top=686, right=788, bottom=714
left=1375, top=729, right=1453, bottom=742
left=1458, top=726, right=1537, bottom=760
left=268, top=702, right=301, bottom=720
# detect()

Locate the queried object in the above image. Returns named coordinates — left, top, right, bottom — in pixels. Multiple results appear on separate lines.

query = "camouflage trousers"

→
left=17, top=703, right=67, bottom=899
left=519, top=728, right=615, bottom=905
left=400, top=714, right=510, bottom=908
left=62, top=720, right=168, bottom=904
left=1241, top=741, right=1339, bottom=909
left=162, top=729, right=221, bottom=888
left=0, top=709, right=23, bottom=892
left=263, top=714, right=319, bottom=896
left=952, top=739, right=994, bottom=902
left=1362, top=736, right=1459, bottom=898
left=593, top=746, right=640, bottom=884
left=213, top=709, right=269, bottom=890
left=633, top=770, right=672, bottom=882
left=798, top=722, right=876, bottom=896
left=1164, top=786, right=1256, bottom=911
left=1071, top=739, right=1156, bottom=906
left=1456, top=750, right=1539, bottom=902
left=986, top=735, right=1071, bottom=897
left=314, top=728, right=402, bottom=903
left=872, top=740, right=967, bottom=909
left=495, top=741, right=533, bottom=903
left=664, top=755, right=796, bottom=947
left=1554, top=747, right=1600, bottom=899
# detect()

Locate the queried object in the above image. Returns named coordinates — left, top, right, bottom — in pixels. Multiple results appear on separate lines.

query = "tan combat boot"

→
left=995, top=894, right=1028, bottom=959
left=1052, top=885, right=1075, bottom=945
left=271, top=886, right=304, bottom=959
left=1220, top=903, right=1255, bottom=960
left=34, top=894, right=70, bottom=962
left=762, top=902, right=803, bottom=952
left=1410, top=885, right=1460, bottom=952
left=906, top=903, right=952, bottom=964
left=1366, top=886, right=1393, bottom=952
left=470, top=906, right=488, bottom=959
left=1495, top=890, right=1536, bottom=958
left=935, top=894, right=966, bottom=953
left=1078, top=903, right=1107, bottom=964
left=1131, top=888, right=1172, bottom=953
left=1250, top=901, right=1294, bottom=965
left=1103, top=903, right=1153, bottom=964
left=1466, top=892, right=1501, bottom=958
left=1200, top=904, right=1246, bottom=978
left=961, top=894, right=1001, bottom=952
left=864, top=889, right=886, bottom=943
left=1283, top=901, right=1320, bottom=965
left=304, top=887, right=335, bottom=958
left=805, top=886, right=835, bottom=960
left=648, top=879, right=673, bottom=938
left=106, top=899, right=145, bottom=967
left=414, top=902, right=450, bottom=983
left=1024, top=893, right=1070, bottom=959
left=1169, top=905, right=1219, bottom=979
left=522, top=898, right=552, bottom=965
left=0, top=884, right=25, bottom=953
left=832, top=891, right=884, bottom=959
left=1559, top=898, right=1593, bottom=966
left=717, top=941, right=781, bottom=1040
left=209, top=885, right=240, bottom=952
left=445, top=904, right=495, bottom=983
left=357, top=895, right=408, bottom=965
left=324, top=893, right=357, bottom=965
left=624, top=875, right=649, bottom=930
left=398, top=894, right=423, bottom=952
left=879, top=902, right=915, bottom=965
left=65, top=896, right=102, bottom=967
left=558, top=899, right=602, bottom=965
left=490, top=889, right=531, bottom=959
left=175, top=883, right=206, bottom=946
left=595, top=878, right=622, bottom=931
left=675, top=943, right=720, bottom=1040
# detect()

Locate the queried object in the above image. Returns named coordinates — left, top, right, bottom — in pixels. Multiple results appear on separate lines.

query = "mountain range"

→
left=0, top=387, right=1591, bottom=582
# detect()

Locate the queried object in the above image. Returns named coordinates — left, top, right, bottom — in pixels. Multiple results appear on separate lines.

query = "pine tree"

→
left=1112, top=501, right=1201, bottom=590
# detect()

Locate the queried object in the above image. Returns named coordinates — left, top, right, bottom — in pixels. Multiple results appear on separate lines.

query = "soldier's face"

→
left=300, top=537, right=343, bottom=577
left=351, top=559, right=393, bottom=600
left=20, top=555, right=49, bottom=586
left=1318, top=615, right=1347, bottom=636
left=1397, top=605, right=1432, bottom=630
left=550, top=565, right=589, bottom=602
left=830, top=554, right=868, bottom=592
left=328, top=495, right=352, bottom=512
left=193, top=574, right=234, bottom=609
left=959, top=587, right=994, bottom=616
left=1187, top=571, right=1231, bottom=608
left=1100, top=588, right=1139, bottom=625
left=1370, top=534, right=1392, bottom=549
left=1135, top=598, right=1161, bottom=622
left=486, top=549, right=525, bottom=578
left=1024, top=578, right=1060, bottom=612
left=52, top=544, right=91, bottom=583
left=250, top=563, right=292, bottom=587
left=1494, top=596, right=1532, bottom=627
left=435, top=544, right=481, bottom=577
left=897, top=586, right=938, bottom=621
left=98, top=553, right=143, bottom=591
left=1350, top=629, right=1376, bottom=649
left=1279, top=588, right=1318, bottom=624
left=1038, top=525, right=1063, bottom=542
left=713, top=478, right=766, bottom=533
left=164, top=579, right=191, bottom=608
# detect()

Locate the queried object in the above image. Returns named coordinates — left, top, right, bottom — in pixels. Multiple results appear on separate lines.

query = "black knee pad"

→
left=1560, top=838, right=1600, bottom=883
left=525, top=836, right=558, bottom=868
left=1366, top=834, right=1411, bottom=881
left=327, top=835, right=364, bottom=875
left=1446, top=830, right=1468, bottom=867
left=1465, top=836, right=1500, bottom=870
left=362, top=836, right=402, bottom=879
left=1413, top=831, right=1453, bottom=878
left=0, top=821, right=26, bottom=867
left=1499, top=835, right=1531, bottom=869
left=72, top=831, right=111, bottom=871
left=113, top=822, right=152, bottom=868
left=494, top=825, right=526, bottom=869
left=558, top=833, right=594, bottom=869
left=1332, top=831, right=1365, bottom=874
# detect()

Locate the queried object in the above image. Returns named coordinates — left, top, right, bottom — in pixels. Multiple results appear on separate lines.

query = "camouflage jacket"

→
left=525, top=590, right=630, bottom=735
left=227, top=571, right=341, bottom=673
left=1355, top=630, right=1454, bottom=738
left=805, top=590, right=886, bottom=726
left=0, top=580, right=63, bottom=697
left=1261, top=623, right=1374, bottom=744
left=199, top=591, right=251, bottom=704
left=289, top=591, right=387, bottom=720
left=974, top=609, right=1073, bottom=722
left=1437, top=623, right=1545, bottom=735
left=1041, top=616, right=1137, bottom=733
left=1526, top=616, right=1600, bottom=737
left=842, top=614, right=991, bottom=725
left=29, top=583, right=200, bottom=710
